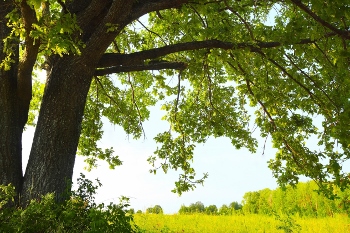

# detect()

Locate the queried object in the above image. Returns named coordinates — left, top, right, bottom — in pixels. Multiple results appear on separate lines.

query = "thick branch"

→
left=98, top=33, right=338, bottom=68
left=95, top=61, right=187, bottom=76
left=17, top=0, right=40, bottom=129
left=83, top=0, right=135, bottom=58
left=75, top=0, right=111, bottom=37
left=98, top=40, right=235, bottom=68
left=130, top=0, right=190, bottom=23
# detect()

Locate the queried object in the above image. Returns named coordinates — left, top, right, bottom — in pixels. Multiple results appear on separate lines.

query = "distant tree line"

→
left=178, top=201, right=242, bottom=215
left=143, top=181, right=350, bottom=217
left=241, top=181, right=350, bottom=217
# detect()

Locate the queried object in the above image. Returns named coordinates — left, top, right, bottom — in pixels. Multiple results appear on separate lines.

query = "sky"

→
left=22, top=103, right=298, bottom=214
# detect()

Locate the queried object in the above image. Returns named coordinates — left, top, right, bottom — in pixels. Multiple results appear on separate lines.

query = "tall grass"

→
left=134, top=213, right=350, bottom=233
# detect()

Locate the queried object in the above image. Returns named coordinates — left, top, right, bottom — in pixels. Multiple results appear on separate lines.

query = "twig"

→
left=127, top=73, right=146, bottom=139
left=224, top=0, right=255, bottom=40
left=137, top=19, right=168, bottom=45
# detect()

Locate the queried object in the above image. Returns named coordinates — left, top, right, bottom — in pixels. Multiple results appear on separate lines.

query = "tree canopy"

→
left=0, top=0, right=349, bottom=205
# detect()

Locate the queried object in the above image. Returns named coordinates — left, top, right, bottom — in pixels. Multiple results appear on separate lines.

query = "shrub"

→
left=0, top=174, right=139, bottom=233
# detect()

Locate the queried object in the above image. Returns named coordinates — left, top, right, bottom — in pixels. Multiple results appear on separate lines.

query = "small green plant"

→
left=273, top=211, right=301, bottom=233
left=0, top=183, right=15, bottom=208
left=0, top=173, right=140, bottom=233
left=160, top=225, right=173, bottom=233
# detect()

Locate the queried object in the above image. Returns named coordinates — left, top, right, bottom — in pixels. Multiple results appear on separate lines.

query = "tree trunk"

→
left=0, top=70, right=23, bottom=201
left=0, top=1, right=23, bottom=203
left=21, top=56, right=94, bottom=204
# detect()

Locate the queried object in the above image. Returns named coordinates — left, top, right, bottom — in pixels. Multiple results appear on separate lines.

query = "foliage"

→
left=0, top=174, right=139, bottom=233
left=0, top=184, right=15, bottom=208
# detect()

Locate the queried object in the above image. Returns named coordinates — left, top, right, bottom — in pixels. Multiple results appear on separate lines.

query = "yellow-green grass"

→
left=134, top=213, right=350, bottom=233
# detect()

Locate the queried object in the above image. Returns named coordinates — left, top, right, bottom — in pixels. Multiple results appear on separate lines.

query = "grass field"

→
left=134, top=213, right=350, bottom=233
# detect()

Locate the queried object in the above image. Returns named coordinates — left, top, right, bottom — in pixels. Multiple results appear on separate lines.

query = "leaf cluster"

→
left=1, top=0, right=83, bottom=70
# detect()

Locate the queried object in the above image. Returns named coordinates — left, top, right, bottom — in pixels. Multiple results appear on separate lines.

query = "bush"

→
left=0, top=174, right=139, bottom=233
left=146, top=205, right=163, bottom=214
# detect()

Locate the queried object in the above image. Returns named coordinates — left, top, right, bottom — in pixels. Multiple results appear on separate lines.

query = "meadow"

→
left=134, top=213, right=350, bottom=233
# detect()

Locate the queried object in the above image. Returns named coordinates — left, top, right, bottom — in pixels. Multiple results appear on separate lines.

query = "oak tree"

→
left=1, top=0, right=349, bottom=205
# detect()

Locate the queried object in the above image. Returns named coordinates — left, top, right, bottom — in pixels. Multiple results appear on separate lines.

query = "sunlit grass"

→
left=134, top=213, right=350, bottom=233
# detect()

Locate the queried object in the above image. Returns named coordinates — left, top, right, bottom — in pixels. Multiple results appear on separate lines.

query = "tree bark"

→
left=0, top=69, right=23, bottom=202
left=0, top=1, right=23, bottom=203
left=21, top=56, right=94, bottom=204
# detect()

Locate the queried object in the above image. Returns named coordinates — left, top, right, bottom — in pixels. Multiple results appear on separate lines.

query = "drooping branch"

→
left=283, top=53, right=339, bottom=111
left=224, top=0, right=255, bottom=40
left=257, top=49, right=326, bottom=110
left=290, top=0, right=350, bottom=39
left=242, top=66, right=308, bottom=175
left=95, top=61, right=187, bottom=76
left=127, top=73, right=146, bottom=138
